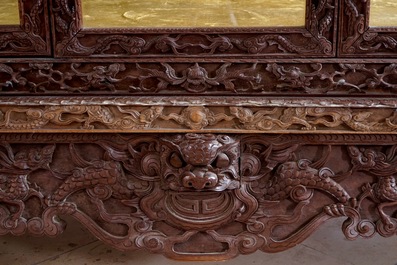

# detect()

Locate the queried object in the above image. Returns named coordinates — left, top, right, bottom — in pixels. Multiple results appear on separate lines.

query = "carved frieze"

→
left=52, top=0, right=337, bottom=57
left=2, top=61, right=397, bottom=95
left=0, top=133, right=395, bottom=260
left=340, top=0, right=397, bottom=57
left=0, top=104, right=397, bottom=133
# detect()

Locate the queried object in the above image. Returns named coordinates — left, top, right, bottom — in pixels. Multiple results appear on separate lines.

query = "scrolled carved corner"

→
left=340, top=0, right=397, bottom=56
left=1, top=133, right=397, bottom=260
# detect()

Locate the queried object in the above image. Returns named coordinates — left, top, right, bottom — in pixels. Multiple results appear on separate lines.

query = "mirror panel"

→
left=0, top=0, right=19, bottom=25
left=369, top=0, right=397, bottom=27
left=82, top=0, right=306, bottom=28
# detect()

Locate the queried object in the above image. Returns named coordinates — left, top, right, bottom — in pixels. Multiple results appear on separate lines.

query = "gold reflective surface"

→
left=0, top=0, right=19, bottom=25
left=82, top=0, right=306, bottom=28
left=370, top=0, right=397, bottom=27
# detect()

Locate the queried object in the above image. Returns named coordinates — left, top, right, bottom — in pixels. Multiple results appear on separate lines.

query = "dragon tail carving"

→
left=262, top=159, right=350, bottom=203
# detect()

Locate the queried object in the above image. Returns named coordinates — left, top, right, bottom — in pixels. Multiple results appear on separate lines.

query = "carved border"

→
left=339, top=0, right=397, bottom=57
left=0, top=96, right=396, bottom=108
left=51, top=0, right=337, bottom=58
left=0, top=104, right=397, bottom=133
left=2, top=60, right=397, bottom=95
left=0, top=0, right=51, bottom=56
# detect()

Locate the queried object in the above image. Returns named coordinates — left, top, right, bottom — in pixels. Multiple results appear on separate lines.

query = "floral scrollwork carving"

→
left=132, top=63, right=262, bottom=93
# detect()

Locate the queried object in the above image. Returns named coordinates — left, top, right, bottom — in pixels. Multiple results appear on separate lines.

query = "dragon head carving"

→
left=161, top=134, right=240, bottom=191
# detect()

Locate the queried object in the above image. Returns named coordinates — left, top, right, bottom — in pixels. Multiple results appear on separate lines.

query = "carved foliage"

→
left=52, top=0, right=336, bottom=57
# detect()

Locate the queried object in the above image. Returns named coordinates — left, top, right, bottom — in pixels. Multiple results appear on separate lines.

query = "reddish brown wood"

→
left=0, top=0, right=396, bottom=261
left=339, top=0, right=397, bottom=57
left=0, top=133, right=396, bottom=260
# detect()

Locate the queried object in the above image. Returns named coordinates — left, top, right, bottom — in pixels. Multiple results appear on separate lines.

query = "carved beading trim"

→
left=0, top=95, right=397, bottom=108
left=0, top=0, right=50, bottom=56
left=0, top=104, right=397, bottom=133
left=0, top=133, right=395, bottom=259
left=2, top=61, right=397, bottom=95
left=340, top=0, right=397, bottom=56
left=52, top=0, right=337, bottom=57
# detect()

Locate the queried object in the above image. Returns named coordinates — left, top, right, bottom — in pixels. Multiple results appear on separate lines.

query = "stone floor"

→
left=1, top=217, right=397, bottom=265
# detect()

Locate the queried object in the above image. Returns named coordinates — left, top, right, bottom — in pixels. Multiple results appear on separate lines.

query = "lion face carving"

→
left=161, top=134, right=240, bottom=191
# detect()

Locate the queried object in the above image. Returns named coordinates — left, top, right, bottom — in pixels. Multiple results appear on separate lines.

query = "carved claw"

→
left=324, top=203, right=346, bottom=217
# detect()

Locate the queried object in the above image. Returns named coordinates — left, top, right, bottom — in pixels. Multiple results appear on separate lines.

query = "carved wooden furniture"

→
left=1, top=0, right=397, bottom=261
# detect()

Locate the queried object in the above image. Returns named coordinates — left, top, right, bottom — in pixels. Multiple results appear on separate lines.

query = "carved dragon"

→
left=348, top=145, right=397, bottom=235
left=259, top=159, right=350, bottom=203
left=48, top=144, right=134, bottom=205
left=0, top=143, right=55, bottom=227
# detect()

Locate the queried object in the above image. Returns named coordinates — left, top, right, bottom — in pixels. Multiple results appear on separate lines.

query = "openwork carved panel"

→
left=0, top=133, right=397, bottom=260
left=0, top=0, right=51, bottom=56
left=51, top=0, right=337, bottom=58
left=2, top=60, right=397, bottom=95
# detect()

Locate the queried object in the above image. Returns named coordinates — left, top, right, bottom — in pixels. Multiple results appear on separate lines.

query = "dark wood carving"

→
left=340, top=0, right=397, bottom=57
left=0, top=0, right=396, bottom=261
left=2, top=60, right=397, bottom=95
left=0, top=0, right=51, bottom=56
left=51, top=0, right=337, bottom=58
left=1, top=133, right=396, bottom=260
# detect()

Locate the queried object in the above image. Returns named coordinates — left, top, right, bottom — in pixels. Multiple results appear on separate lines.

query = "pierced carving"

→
left=2, top=61, right=397, bottom=95
left=133, top=63, right=262, bottom=93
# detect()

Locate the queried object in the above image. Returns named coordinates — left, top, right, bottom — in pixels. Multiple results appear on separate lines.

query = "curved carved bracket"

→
left=0, top=0, right=50, bottom=56
left=52, top=0, right=337, bottom=57
left=340, top=0, right=397, bottom=57
left=0, top=133, right=395, bottom=260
